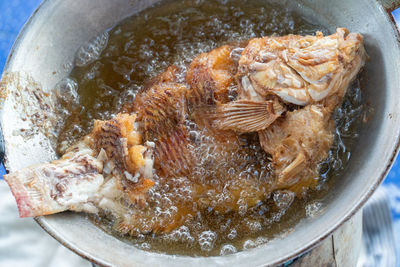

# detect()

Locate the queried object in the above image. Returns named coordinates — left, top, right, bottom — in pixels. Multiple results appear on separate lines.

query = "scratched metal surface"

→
left=0, top=0, right=399, bottom=264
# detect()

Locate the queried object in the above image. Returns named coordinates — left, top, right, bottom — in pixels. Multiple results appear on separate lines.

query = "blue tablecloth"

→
left=1, top=0, right=399, bottom=261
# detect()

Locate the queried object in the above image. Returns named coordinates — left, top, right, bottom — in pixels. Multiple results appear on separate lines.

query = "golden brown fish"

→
left=186, top=45, right=237, bottom=107
left=131, top=65, right=272, bottom=221
left=238, top=28, right=365, bottom=105
left=5, top=114, right=155, bottom=220
left=212, top=28, right=366, bottom=195
left=133, top=66, right=193, bottom=177
left=4, top=28, right=366, bottom=236
left=214, top=28, right=366, bottom=132
left=259, top=105, right=334, bottom=193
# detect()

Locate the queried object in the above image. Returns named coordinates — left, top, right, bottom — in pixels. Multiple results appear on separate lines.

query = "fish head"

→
left=237, top=29, right=366, bottom=106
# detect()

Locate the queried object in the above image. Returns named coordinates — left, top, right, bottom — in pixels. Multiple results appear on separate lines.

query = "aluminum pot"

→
left=1, top=0, right=400, bottom=266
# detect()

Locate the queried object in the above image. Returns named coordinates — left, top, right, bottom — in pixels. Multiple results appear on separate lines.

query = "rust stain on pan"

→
left=386, top=11, right=400, bottom=36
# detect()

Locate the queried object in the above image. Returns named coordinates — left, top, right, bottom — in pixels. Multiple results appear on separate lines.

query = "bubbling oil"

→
left=57, top=0, right=365, bottom=256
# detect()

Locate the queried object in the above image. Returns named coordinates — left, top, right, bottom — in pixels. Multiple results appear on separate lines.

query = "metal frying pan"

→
left=1, top=0, right=400, bottom=266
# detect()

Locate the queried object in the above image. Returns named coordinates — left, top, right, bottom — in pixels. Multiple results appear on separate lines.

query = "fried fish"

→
left=4, top=28, right=366, bottom=236
left=214, top=28, right=366, bottom=132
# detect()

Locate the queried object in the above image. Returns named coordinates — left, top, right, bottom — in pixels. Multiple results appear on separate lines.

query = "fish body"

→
left=4, top=28, right=366, bottom=236
left=5, top=115, right=156, bottom=233
left=210, top=28, right=365, bottom=196
left=5, top=136, right=104, bottom=217
left=214, top=28, right=366, bottom=133
left=131, top=64, right=272, bottom=221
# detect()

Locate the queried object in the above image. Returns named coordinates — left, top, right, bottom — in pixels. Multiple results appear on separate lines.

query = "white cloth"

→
left=0, top=180, right=92, bottom=267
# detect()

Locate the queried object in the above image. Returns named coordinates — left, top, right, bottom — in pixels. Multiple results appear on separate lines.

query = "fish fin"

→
left=278, top=152, right=307, bottom=187
left=214, top=99, right=285, bottom=133
left=154, top=127, right=194, bottom=177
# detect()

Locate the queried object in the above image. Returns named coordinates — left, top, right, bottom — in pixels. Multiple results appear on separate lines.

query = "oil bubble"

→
left=273, top=190, right=295, bottom=210
left=75, top=32, right=109, bottom=67
left=227, top=229, right=237, bottom=240
left=220, top=244, right=237, bottom=255
left=199, top=231, right=217, bottom=252
left=54, top=78, right=79, bottom=106
left=305, top=201, right=323, bottom=218
left=243, top=239, right=256, bottom=250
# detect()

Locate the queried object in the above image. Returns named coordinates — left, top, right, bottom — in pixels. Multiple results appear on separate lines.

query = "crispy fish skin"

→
left=212, top=28, right=365, bottom=196
left=134, top=82, right=187, bottom=139
left=4, top=114, right=154, bottom=218
left=238, top=28, right=366, bottom=105
left=133, top=75, right=194, bottom=177
left=93, top=113, right=155, bottom=204
left=214, top=28, right=365, bottom=133
left=185, top=44, right=287, bottom=133
left=93, top=113, right=152, bottom=177
left=4, top=136, right=103, bottom=217
left=186, top=45, right=237, bottom=107
left=134, top=52, right=273, bottom=218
